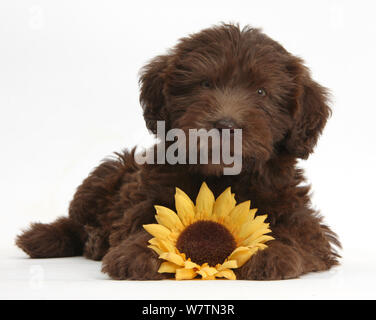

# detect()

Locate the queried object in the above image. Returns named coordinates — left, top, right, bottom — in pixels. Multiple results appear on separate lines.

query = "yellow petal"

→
left=238, top=215, right=268, bottom=239
left=249, top=208, right=258, bottom=220
left=148, top=238, right=175, bottom=252
left=147, top=245, right=163, bottom=255
left=168, top=230, right=180, bottom=242
left=195, top=182, right=215, bottom=216
left=257, top=235, right=275, bottom=243
left=215, top=269, right=236, bottom=280
left=159, top=252, right=185, bottom=266
left=241, top=228, right=272, bottom=245
left=229, top=201, right=251, bottom=226
left=158, top=261, right=181, bottom=273
left=213, top=187, right=236, bottom=219
left=219, top=260, right=238, bottom=270
left=245, top=235, right=275, bottom=247
left=175, top=188, right=195, bottom=226
left=143, top=224, right=171, bottom=239
left=228, top=246, right=258, bottom=267
left=254, top=243, right=269, bottom=250
left=254, top=214, right=268, bottom=223
left=184, top=260, right=200, bottom=269
left=155, top=205, right=184, bottom=231
left=229, top=208, right=259, bottom=236
left=201, top=266, right=218, bottom=276
left=176, top=268, right=197, bottom=280
left=197, top=266, right=218, bottom=279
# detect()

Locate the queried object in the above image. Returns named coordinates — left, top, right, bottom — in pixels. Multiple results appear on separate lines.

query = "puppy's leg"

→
left=101, top=231, right=170, bottom=280
left=68, top=152, right=132, bottom=227
left=236, top=211, right=340, bottom=280
left=16, top=217, right=86, bottom=258
left=235, top=240, right=304, bottom=280
left=16, top=151, right=135, bottom=259
left=68, top=151, right=138, bottom=260
left=83, top=226, right=110, bottom=261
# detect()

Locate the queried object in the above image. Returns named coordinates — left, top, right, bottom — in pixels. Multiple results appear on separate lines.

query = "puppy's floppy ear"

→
left=139, top=55, right=169, bottom=134
left=284, top=58, right=331, bottom=159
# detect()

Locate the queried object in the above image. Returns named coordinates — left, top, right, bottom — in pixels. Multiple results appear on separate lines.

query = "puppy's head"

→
left=139, top=24, right=330, bottom=174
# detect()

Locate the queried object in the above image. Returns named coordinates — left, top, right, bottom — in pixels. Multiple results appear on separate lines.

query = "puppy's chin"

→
left=187, top=147, right=270, bottom=177
left=192, top=163, right=230, bottom=177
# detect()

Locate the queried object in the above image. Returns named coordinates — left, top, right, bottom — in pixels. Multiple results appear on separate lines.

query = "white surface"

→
left=1, top=0, right=376, bottom=299
left=1, top=247, right=375, bottom=300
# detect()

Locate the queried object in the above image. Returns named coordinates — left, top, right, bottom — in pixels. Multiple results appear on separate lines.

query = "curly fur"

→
left=16, top=24, right=340, bottom=280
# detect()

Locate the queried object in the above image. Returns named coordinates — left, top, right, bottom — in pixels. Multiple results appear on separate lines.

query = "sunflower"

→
left=143, top=182, right=274, bottom=280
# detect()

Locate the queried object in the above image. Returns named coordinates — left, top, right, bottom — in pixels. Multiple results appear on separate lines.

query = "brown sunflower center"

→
left=176, top=220, right=236, bottom=267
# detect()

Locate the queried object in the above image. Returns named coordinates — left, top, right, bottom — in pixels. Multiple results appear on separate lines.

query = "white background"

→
left=1, top=0, right=376, bottom=299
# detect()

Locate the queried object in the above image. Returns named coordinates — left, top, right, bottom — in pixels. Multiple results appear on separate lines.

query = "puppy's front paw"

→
left=101, top=232, right=170, bottom=280
left=235, top=241, right=304, bottom=280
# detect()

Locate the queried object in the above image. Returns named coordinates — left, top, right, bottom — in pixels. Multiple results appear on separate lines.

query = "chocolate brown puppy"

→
left=16, top=24, right=340, bottom=280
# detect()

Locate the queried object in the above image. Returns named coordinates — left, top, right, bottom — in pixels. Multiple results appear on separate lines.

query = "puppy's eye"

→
left=257, top=88, right=267, bottom=96
left=201, top=80, right=212, bottom=89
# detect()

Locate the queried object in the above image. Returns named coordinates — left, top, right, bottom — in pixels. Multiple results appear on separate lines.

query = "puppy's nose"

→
left=214, top=118, right=237, bottom=132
